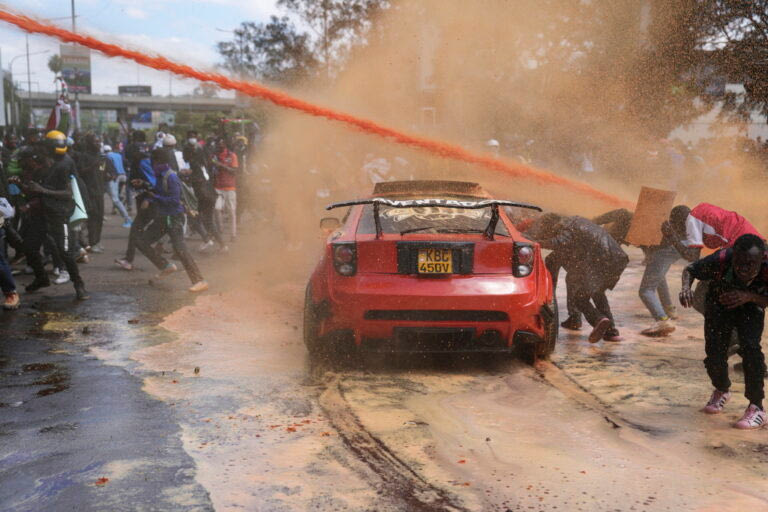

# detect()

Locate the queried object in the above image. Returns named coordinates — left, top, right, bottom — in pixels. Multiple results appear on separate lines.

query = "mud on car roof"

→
left=372, top=180, right=489, bottom=198
left=326, top=197, right=542, bottom=240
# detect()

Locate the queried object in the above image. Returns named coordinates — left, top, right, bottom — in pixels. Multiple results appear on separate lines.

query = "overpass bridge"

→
left=26, top=91, right=238, bottom=129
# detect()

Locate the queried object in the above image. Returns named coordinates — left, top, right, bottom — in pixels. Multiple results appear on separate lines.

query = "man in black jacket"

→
left=536, top=213, right=629, bottom=343
left=182, top=131, right=225, bottom=251
left=124, top=130, right=148, bottom=213
left=73, top=133, right=106, bottom=253
left=14, top=133, right=88, bottom=300
left=680, top=234, right=768, bottom=429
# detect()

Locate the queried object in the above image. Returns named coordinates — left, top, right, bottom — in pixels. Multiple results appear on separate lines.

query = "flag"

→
left=46, top=78, right=73, bottom=135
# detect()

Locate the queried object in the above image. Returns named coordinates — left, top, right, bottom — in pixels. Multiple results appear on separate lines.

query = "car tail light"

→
left=332, top=242, right=357, bottom=276
left=513, top=243, right=534, bottom=277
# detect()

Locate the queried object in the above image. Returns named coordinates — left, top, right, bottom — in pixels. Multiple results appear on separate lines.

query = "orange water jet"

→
left=0, top=8, right=632, bottom=209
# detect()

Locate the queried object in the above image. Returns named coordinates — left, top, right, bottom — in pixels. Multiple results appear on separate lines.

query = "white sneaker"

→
left=53, top=270, right=70, bottom=285
left=52, top=267, right=61, bottom=277
left=154, top=263, right=178, bottom=279
left=703, top=389, right=731, bottom=414
left=24, top=265, right=34, bottom=275
left=188, top=280, right=209, bottom=293
left=735, top=404, right=767, bottom=429
left=640, top=319, right=676, bottom=337
left=197, top=240, right=215, bottom=253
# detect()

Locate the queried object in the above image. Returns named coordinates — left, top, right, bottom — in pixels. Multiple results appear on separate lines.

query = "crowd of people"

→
left=525, top=202, right=767, bottom=430
left=2, top=125, right=767, bottom=431
left=0, top=127, right=253, bottom=309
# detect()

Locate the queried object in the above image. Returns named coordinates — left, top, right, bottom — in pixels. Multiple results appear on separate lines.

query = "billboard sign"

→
left=60, top=44, right=91, bottom=94
left=118, top=85, right=152, bottom=96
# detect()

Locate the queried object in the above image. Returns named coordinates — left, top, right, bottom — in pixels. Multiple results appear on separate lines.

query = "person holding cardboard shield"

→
left=598, top=188, right=684, bottom=337
left=554, top=198, right=684, bottom=337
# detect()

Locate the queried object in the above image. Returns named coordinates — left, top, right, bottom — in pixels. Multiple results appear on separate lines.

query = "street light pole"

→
left=8, top=49, right=48, bottom=130
left=26, top=33, right=32, bottom=127
left=71, top=0, right=80, bottom=131
left=7, top=54, right=25, bottom=128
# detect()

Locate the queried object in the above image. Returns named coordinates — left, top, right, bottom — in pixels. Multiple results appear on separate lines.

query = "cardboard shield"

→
left=625, top=186, right=677, bottom=247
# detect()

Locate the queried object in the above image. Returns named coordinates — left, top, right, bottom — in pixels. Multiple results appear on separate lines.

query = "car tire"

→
left=303, top=284, right=323, bottom=360
left=516, top=298, right=558, bottom=365
left=538, top=298, right=559, bottom=360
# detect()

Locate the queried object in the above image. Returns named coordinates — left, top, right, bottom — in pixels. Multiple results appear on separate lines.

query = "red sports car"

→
left=304, top=181, right=557, bottom=361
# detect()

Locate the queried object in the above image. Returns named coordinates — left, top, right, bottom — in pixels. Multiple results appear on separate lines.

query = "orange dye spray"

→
left=0, top=8, right=632, bottom=209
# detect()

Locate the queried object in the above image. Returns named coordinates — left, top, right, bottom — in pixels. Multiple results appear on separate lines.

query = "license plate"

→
left=418, top=249, right=453, bottom=274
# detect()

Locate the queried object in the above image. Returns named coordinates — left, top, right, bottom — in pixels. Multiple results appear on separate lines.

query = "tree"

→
left=47, top=54, right=62, bottom=75
left=216, top=1, right=387, bottom=84
left=277, top=0, right=388, bottom=77
left=695, top=0, right=768, bottom=119
left=217, top=16, right=318, bottom=84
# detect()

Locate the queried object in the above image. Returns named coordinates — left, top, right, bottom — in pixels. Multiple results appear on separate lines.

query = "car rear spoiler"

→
left=326, top=198, right=542, bottom=240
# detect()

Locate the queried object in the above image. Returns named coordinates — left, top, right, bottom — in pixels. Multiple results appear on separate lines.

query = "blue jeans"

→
left=0, top=228, right=17, bottom=293
left=108, top=176, right=131, bottom=222
left=639, top=245, right=680, bottom=320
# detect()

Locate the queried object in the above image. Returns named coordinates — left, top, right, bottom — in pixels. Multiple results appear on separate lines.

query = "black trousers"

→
left=191, top=184, right=224, bottom=246
left=87, top=190, right=104, bottom=246
left=545, top=252, right=581, bottom=320
left=125, top=203, right=155, bottom=262
left=572, top=286, right=615, bottom=329
left=24, top=214, right=83, bottom=288
left=704, top=304, right=765, bottom=405
left=134, top=213, right=203, bottom=284
left=198, top=197, right=224, bottom=245
left=46, top=233, right=65, bottom=271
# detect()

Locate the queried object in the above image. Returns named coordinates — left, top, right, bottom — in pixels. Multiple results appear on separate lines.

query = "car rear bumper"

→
left=317, top=274, right=546, bottom=352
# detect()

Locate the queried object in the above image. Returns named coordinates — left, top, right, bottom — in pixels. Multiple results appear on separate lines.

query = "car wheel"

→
left=303, top=284, right=323, bottom=359
left=538, top=298, right=559, bottom=360
left=515, top=298, right=558, bottom=365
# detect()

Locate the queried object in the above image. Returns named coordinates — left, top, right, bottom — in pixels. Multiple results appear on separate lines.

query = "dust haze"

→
left=244, top=0, right=768, bottom=280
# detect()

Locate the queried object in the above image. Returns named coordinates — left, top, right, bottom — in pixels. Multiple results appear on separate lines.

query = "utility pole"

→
left=25, top=33, right=32, bottom=127
left=71, top=0, right=80, bottom=131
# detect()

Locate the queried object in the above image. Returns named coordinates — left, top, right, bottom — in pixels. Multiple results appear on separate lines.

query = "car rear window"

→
left=357, top=204, right=510, bottom=236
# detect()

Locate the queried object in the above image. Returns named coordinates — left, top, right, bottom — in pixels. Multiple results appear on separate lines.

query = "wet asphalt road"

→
left=0, top=217, right=214, bottom=511
left=3, top=215, right=768, bottom=512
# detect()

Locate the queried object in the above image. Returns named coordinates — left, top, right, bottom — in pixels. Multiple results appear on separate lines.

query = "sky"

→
left=0, top=0, right=282, bottom=96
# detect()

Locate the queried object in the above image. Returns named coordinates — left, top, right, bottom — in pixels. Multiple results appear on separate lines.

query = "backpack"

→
left=163, top=170, right=199, bottom=217
left=97, top=155, right=109, bottom=183
left=104, top=156, right=119, bottom=181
